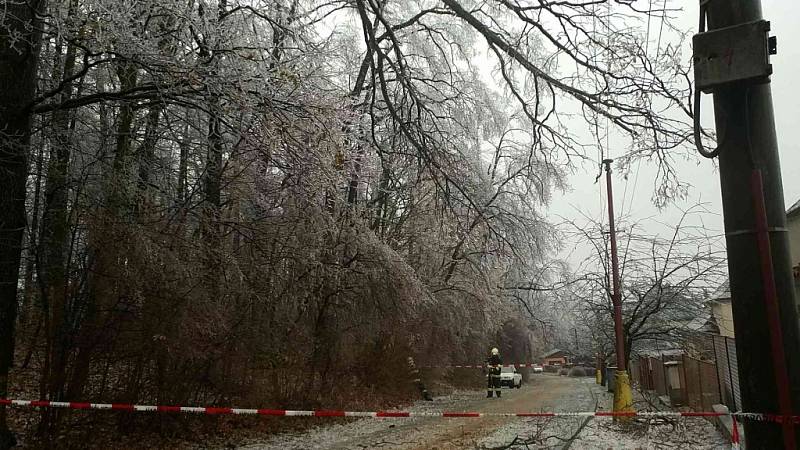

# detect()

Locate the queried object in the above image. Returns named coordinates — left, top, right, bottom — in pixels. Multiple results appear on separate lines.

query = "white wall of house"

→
left=712, top=300, right=736, bottom=338
left=788, top=211, right=800, bottom=269
left=788, top=208, right=800, bottom=306
left=707, top=201, right=800, bottom=341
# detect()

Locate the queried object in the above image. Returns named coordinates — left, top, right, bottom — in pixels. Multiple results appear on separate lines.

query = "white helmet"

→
left=491, top=348, right=499, bottom=355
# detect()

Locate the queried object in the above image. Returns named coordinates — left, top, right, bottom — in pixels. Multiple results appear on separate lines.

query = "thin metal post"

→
left=712, top=336, right=724, bottom=405
left=682, top=353, right=688, bottom=406
left=602, top=159, right=626, bottom=371
left=725, top=338, right=737, bottom=412
left=698, top=357, right=705, bottom=410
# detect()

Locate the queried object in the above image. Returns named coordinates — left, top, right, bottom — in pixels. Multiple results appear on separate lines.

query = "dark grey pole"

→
left=703, top=2, right=800, bottom=448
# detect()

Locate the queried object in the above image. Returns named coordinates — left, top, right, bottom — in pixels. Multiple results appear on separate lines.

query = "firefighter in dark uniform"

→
left=486, top=347, right=502, bottom=398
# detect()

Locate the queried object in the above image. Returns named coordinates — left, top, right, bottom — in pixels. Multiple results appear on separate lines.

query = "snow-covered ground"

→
left=477, top=377, right=600, bottom=449
left=236, top=376, right=598, bottom=450
left=570, top=417, right=730, bottom=450
left=477, top=378, right=730, bottom=450
left=234, top=390, right=493, bottom=450
left=227, top=375, right=729, bottom=450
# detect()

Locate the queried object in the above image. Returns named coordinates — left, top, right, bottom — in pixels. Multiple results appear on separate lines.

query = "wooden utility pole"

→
left=695, top=1, right=800, bottom=448
left=572, top=327, right=579, bottom=355
left=602, top=159, right=633, bottom=417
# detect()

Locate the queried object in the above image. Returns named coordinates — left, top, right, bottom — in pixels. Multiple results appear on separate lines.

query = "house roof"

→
left=541, top=349, right=569, bottom=359
left=685, top=311, right=714, bottom=332
left=788, top=197, right=800, bottom=219
left=709, top=279, right=731, bottom=303
left=639, top=348, right=684, bottom=358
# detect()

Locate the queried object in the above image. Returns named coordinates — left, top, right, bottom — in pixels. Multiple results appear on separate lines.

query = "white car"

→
left=499, top=365, right=523, bottom=388
left=532, top=365, right=544, bottom=374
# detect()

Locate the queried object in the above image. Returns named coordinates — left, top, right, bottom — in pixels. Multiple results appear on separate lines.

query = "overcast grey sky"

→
left=548, top=0, right=800, bottom=267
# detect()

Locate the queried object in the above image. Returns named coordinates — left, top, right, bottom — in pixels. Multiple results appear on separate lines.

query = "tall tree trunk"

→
left=269, top=0, right=299, bottom=70
left=343, top=8, right=379, bottom=205
left=19, top=133, right=45, bottom=371
left=22, top=136, right=45, bottom=323
left=136, top=105, right=161, bottom=211
left=136, top=6, right=175, bottom=213
left=0, top=1, right=46, bottom=447
left=38, top=29, right=79, bottom=434
left=199, top=0, right=228, bottom=300
left=110, top=62, right=138, bottom=212
left=346, top=149, right=364, bottom=204
left=204, top=109, right=223, bottom=214
left=370, top=165, right=391, bottom=232
left=177, top=120, right=189, bottom=205
left=203, top=100, right=224, bottom=300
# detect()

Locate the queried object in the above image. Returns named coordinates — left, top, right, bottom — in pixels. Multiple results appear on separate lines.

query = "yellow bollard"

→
left=612, top=370, right=635, bottom=422
left=596, top=368, right=602, bottom=384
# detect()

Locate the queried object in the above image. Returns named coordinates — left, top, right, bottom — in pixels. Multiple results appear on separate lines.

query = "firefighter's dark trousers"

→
left=487, top=372, right=501, bottom=397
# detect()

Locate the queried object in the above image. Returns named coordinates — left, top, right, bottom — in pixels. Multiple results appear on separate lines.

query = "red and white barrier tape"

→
left=0, top=398, right=793, bottom=422
left=418, top=363, right=542, bottom=369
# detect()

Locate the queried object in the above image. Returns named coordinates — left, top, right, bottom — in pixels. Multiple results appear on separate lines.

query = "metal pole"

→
left=712, top=336, right=724, bottom=406
left=725, top=338, right=737, bottom=412
left=702, top=1, right=800, bottom=447
left=682, top=354, right=688, bottom=405
left=596, top=349, right=602, bottom=384
left=602, top=159, right=626, bottom=371
left=698, top=357, right=705, bottom=410
left=752, top=170, right=795, bottom=447
left=602, top=159, right=633, bottom=416
left=573, top=328, right=579, bottom=355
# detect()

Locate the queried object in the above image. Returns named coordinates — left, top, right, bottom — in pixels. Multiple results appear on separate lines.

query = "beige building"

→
left=709, top=280, right=735, bottom=338
left=790, top=199, right=800, bottom=308
left=789, top=199, right=800, bottom=277
left=709, top=197, right=800, bottom=339
left=541, top=349, right=571, bottom=367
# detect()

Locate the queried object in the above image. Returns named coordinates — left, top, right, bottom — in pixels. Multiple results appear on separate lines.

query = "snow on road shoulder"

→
left=234, top=389, right=485, bottom=450
left=568, top=378, right=729, bottom=450
left=570, top=416, right=730, bottom=449
left=476, top=377, right=729, bottom=450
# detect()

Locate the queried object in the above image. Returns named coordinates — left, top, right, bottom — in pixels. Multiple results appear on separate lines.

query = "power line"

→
left=622, top=0, right=664, bottom=219
left=591, top=3, right=606, bottom=230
